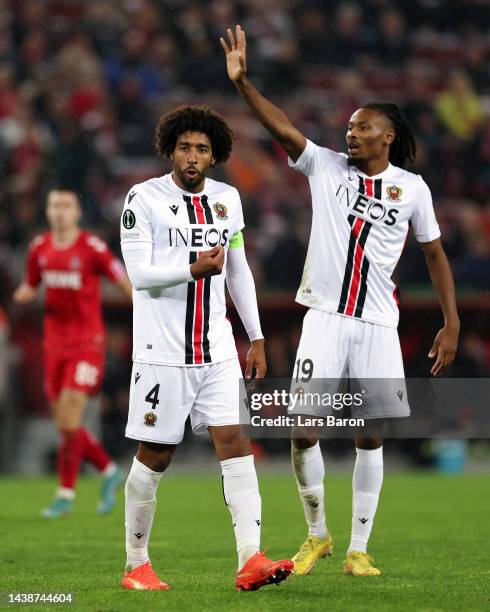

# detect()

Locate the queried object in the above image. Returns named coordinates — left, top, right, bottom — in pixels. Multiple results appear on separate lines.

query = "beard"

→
left=176, top=167, right=204, bottom=190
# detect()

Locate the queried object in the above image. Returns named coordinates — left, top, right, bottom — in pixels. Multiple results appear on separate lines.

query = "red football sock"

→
left=58, top=428, right=84, bottom=490
left=80, top=427, right=111, bottom=472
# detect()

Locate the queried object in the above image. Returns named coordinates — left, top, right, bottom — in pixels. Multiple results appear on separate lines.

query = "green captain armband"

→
left=228, top=230, right=244, bottom=249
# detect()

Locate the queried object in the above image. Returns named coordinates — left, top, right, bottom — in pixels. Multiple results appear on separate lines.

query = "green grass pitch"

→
left=0, top=471, right=488, bottom=611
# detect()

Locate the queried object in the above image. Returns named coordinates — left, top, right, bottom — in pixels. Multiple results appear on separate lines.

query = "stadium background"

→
left=0, top=0, right=489, bottom=473
left=0, top=2, right=489, bottom=610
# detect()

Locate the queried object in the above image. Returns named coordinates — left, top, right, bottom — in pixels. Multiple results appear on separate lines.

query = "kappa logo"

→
left=134, top=532, right=144, bottom=539
left=122, top=209, right=136, bottom=229
left=396, top=390, right=404, bottom=402
left=144, top=412, right=157, bottom=427
left=128, top=191, right=137, bottom=204
left=255, top=519, right=261, bottom=526
left=169, top=204, right=179, bottom=215
left=386, top=185, right=403, bottom=202
left=135, top=372, right=141, bottom=384
left=359, top=518, right=369, bottom=524
left=213, top=202, right=228, bottom=220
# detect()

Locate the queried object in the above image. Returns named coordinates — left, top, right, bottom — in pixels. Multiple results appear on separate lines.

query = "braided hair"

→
left=363, top=102, right=416, bottom=169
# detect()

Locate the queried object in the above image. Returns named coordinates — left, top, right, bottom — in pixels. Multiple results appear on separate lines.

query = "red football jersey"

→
left=25, top=230, right=125, bottom=350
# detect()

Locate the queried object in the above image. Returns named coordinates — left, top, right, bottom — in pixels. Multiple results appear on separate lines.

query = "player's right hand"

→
left=13, top=283, right=37, bottom=304
left=190, top=246, right=225, bottom=280
left=220, top=25, right=247, bottom=82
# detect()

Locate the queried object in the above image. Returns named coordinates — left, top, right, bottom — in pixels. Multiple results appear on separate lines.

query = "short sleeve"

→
left=288, top=139, right=342, bottom=177
left=25, top=238, right=42, bottom=287
left=87, top=235, right=125, bottom=282
left=120, top=188, right=153, bottom=251
left=410, top=177, right=441, bottom=243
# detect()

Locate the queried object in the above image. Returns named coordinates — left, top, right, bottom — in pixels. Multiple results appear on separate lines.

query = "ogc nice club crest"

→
left=213, top=202, right=228, bottom=220
left=386, top=185, right=403, bottom=202
left=144, top=412, right=157, bottom=427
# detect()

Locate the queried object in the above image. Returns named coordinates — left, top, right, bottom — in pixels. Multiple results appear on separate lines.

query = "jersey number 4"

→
left=145, top=384, right=160, bottom=410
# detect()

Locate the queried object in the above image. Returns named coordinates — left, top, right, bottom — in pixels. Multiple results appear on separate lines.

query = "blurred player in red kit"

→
left=13, top=189, right=133, bottom=518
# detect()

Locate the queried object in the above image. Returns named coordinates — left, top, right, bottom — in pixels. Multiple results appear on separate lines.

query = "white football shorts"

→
left=292, top=308, right=410, bottom=418
left=125, top=357, right=246, bottom=444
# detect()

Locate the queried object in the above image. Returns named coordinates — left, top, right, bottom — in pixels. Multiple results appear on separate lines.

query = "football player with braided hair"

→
left=222, top=25, right=459, bottom=577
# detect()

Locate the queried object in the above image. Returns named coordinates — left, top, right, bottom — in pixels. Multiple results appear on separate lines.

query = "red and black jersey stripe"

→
left=185, top=250, right=197, bottom=362
left=338, top=175, right=381, bottom=318
left=358, top=176, right=382, bottom=200
left=354, top=252, right=370, bottom=318
left=183, top=195, right=212, bottom=364
left=200, top=194, right=214, bottom=224
left=338, top=215, right=372, bottom=318
left=338, top=215, right=361, bottom=313
left=338, top=174, right=378, bottom=320
left=339, top=178, right=386, bottom=318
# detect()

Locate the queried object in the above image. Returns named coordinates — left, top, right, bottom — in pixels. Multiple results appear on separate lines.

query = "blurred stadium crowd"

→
left=0, top=0, right=489, bottom=463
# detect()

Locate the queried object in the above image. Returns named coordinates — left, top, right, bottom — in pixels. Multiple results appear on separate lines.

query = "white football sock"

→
left=56, top=487, right=75, bottom=500
left=103, top=462, right=117, bottom=477
left=291, top=441, right=327, bottom=538
left=348, top=446, right=384, bottom=554
left=221, top=454, right=261, bottom=569
left=125, top=457, right=164, bottom=570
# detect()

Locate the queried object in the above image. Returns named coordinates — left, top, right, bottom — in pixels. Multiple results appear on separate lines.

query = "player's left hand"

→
left=245, top=338, right=266, bottom=380
left=428, top=325, right=459, bottom=376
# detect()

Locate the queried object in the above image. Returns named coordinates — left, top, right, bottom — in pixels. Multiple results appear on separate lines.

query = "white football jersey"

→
left=120, top=173, right=244, bottom=365
left=289, top=140, right=440, bottom=328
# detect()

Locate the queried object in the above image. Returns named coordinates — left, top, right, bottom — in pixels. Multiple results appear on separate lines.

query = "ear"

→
left=211, top=157, right=216, bottom=166
left=385, top=128, right=395, bottom=145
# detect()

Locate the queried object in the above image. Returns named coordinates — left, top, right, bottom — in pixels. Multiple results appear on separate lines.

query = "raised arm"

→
left=220, top=25, right=306, bottom=162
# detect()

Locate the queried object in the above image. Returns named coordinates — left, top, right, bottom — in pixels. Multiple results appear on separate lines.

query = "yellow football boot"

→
left=343, top=551, right=381, bottom=576
left=291, top=534, right=333, bottom=575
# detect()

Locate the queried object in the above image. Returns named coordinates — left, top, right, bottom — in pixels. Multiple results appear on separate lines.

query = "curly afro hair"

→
left=155, top=105, right=234, bottom=165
